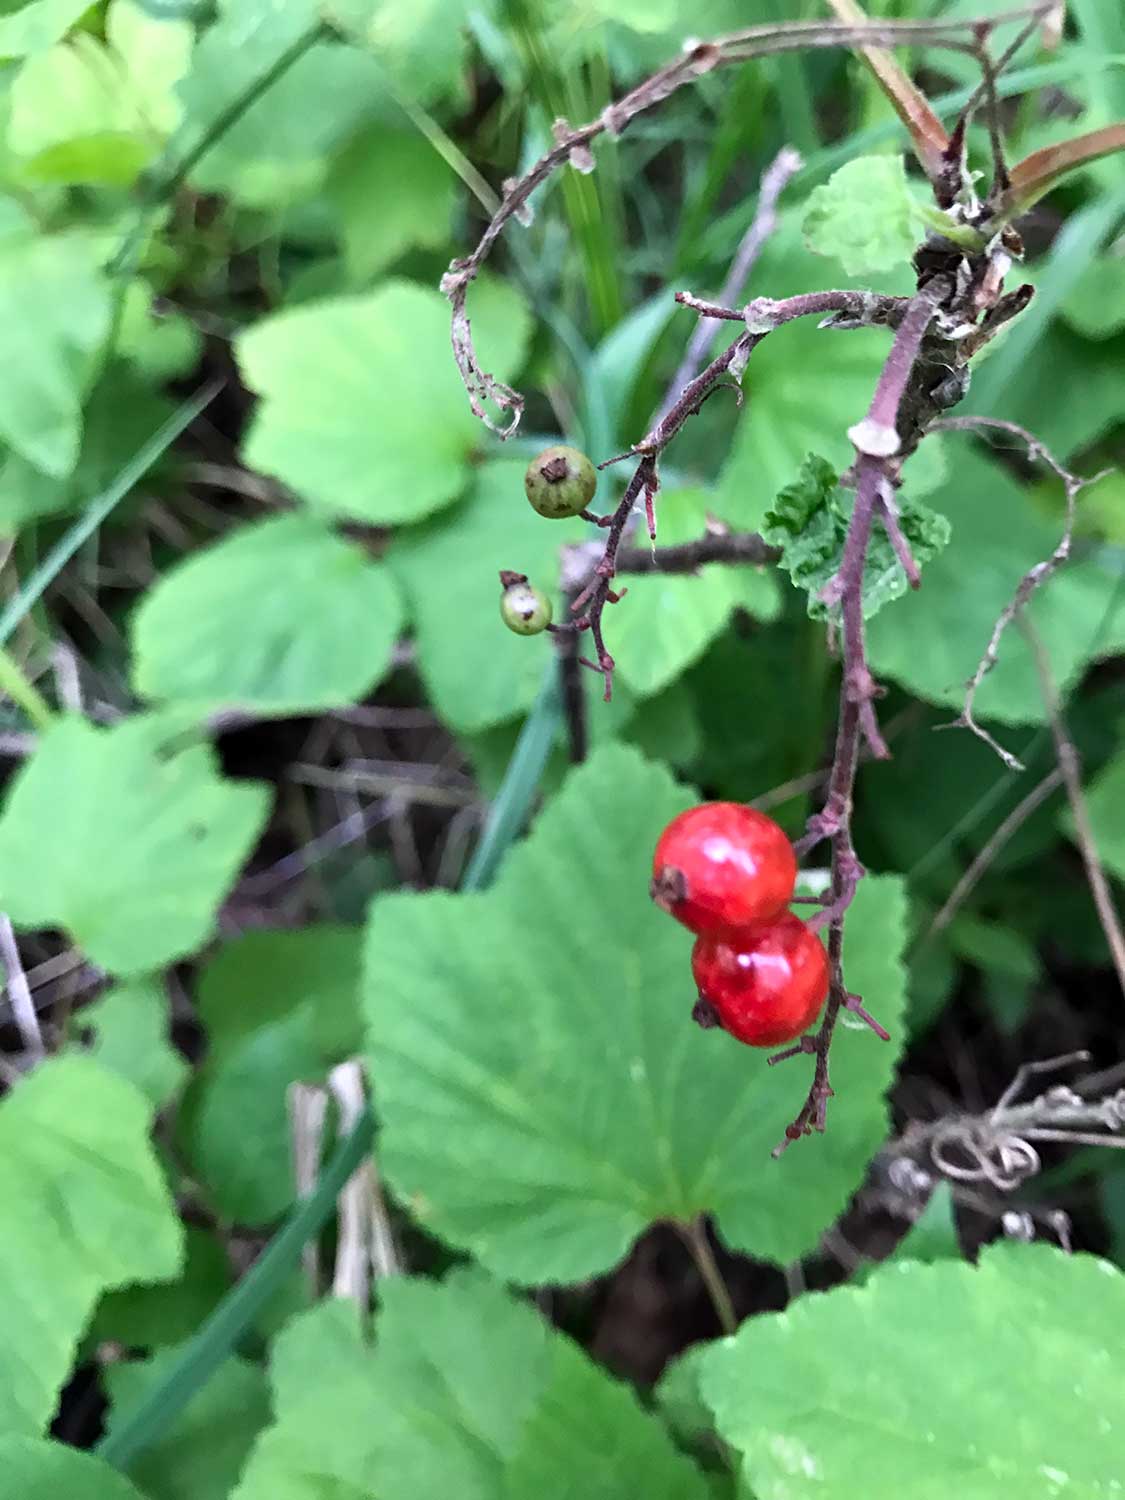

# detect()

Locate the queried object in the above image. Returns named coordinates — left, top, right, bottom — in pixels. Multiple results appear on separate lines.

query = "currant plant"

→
left=0, top=2, right=1124, bottom=1498
left=443, top=0, right=1125, bottom=1147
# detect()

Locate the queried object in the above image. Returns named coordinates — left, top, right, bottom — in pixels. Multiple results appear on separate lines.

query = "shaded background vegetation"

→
left=1, top=1, right=1125, bottom=1496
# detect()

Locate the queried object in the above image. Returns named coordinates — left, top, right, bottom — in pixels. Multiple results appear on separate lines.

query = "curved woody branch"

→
left=446, top=4, right=1058, bottom=1152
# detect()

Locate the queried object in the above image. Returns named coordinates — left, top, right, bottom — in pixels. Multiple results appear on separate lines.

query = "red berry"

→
left=691, top=914, right=828, bottom=1047
left=651, top=803, right=797, bottom=936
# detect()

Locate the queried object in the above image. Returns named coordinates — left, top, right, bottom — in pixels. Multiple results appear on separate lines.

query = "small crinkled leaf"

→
left=762, top=453, right=951, bottom=621
left=176, top=1, right=383, bottom=206
left=364, top=743, right=907, bottom=1284
left=131, top=514, right=405, bottom=715
left=75, top=977, right=187, bottom=1107
left=183, top=926, right=363, bottom=1223
left=802, top=153, right=920, bottom=275
left=0, top=1057, right=182, bottom=1435
left=0, top=714, right=270, bottom=975
left=104, top=1351, right=270, bottom=1500
left=867, top=447, right=1125, bottom=723
left=0, top=1439, right=147, bottom=1499
left=698, top=1243, right=1125, bottom=1499
left=0, top=228, right=109, bottom=475
left=610, top=488, right=779, bottom=698
left=238, top=276, right=530, bottom=523
left=390, top=459, right=581, bottom=733
left=327, top=127, right=455, bottom=283
left=234, top=1273, right=706, bottom=1500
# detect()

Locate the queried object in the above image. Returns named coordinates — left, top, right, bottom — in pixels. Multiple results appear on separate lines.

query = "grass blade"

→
left=99, top=660, right=563, bottom=1471
left=95, top=1108, right=376, bottom=1472
left=0, top=382, right=221, bottom=648
left=462, top=662, right=563, bottom=893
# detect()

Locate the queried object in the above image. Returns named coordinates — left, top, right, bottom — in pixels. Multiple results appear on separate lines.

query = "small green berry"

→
left=524, top=444, right=596, bottom=519
left=499, top=572, right=553, bottom=635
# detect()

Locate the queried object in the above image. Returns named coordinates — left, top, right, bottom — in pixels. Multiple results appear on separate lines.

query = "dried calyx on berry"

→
left=651, top=803, right=797, bottom=936
left=691, top=913, right=829, bottom=1047
left=524, top=444, right=597, bottom=519
left=499, top=570, right=553, bottom=635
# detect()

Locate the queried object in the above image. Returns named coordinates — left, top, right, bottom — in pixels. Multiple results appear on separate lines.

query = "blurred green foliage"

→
left=0, top=1, right=1122, bottom=1495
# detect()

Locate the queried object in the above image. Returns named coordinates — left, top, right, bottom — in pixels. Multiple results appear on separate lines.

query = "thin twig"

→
left=556, top=287, right=896, bottom=699
left=288, top=1081, right=329, bottom=1296
left=442, top=5, right=1052, bottom=428
left=678, top=1216, right=738, bottom=1335
left=675, top=288, right=907, bottom=329
left=556, top=583, right=588, bottom=764
left=656, top=145, right=802, bottom=424
left=917, top=766, right=1064, bottom=947
left=616, top=530, right=780, bottom=573
left=933, top=415, right=1113, bottom=770
left=774, top=286, right=946, bottom=1153
left=893, top=1051, right=1125, bottom=1193
left=329, top=1063, right=377, bottom=1310
left=1023, top=620, right=1125, bottom=1001
left=0, top=914, right=44, bottom=1059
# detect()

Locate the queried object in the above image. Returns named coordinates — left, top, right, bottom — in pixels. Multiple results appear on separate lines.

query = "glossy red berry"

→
left=651, top=802, right=797, bottom=936
left=691, top=913, right=829, bottom=1047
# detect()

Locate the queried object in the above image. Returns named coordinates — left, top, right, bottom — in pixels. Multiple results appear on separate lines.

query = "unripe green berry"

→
left=524, top=444, right=596, bottom=519
left=499, top=573, right=553, bottom=635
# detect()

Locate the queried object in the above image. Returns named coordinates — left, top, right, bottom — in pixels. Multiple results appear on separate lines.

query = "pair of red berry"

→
left=651, top=803, right=828, bottom=1047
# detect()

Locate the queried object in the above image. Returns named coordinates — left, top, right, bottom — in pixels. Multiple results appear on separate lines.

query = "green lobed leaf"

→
left=0, top=1439, right=147, bottom=1499
left=0, top=1057, right=182, bottom=1436
left=92, top=1225, right=231, bottom=1352
left=104, top=1351, right=271, bottom=1500
left=390, top=458, right=581, bottom=733
left=182, top=926, right=364, bottom=1223
left=238, top=276, right=531, bottom=524
left=233, top=1273, right=708, bottom=1499
left=327, top=127, right=455, bottom=284
left=117, top=282, right=202, bottom=382
left=0, top=368, right=175, bottom=530
left=698, top=1243, right=1125, bottom=1498
left=364, top=743, right=908, bottom=1284
left=802, top=154, right=920, bottom=277
left=609, top=488, right=780, bottom=697
left=977, top=314, right=1125, bottom=462
left=73, top=977, right=188, bottom=1108
left=0, top=225, right=109, bottom=476
left=504, top=1329, right=711, bottom=1499
left=131, top=513, right=405, bottom=716
left=762, top=453, right=951, bottom=621
left=866, top=447, right=1125, bottom=724
left=7, top=0, right=191, bottom=186
left=0, top=714, right=270, bottom=976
